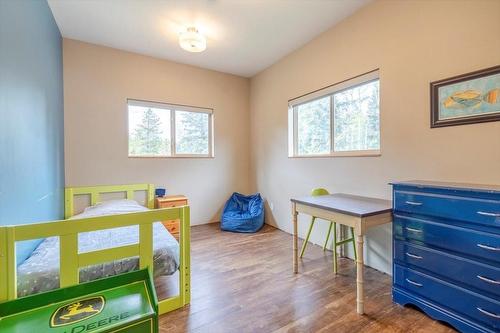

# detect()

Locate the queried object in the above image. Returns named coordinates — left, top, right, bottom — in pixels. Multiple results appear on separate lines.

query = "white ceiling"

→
left=48, top=0, right=370, bottom=77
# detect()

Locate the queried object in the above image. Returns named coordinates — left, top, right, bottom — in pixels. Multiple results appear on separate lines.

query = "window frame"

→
left=288, top=70, right=381, bottom=158
left=127, top=99, right=214, bottom=158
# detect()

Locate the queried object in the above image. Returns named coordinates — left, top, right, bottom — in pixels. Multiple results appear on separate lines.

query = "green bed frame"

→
left=0, top=184, right=190, bottom=315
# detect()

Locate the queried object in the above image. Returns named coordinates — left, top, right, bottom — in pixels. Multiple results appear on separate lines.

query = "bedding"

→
left=16, top=238, right=44, bottom=267
left=16, top=199, right=179, bottom=297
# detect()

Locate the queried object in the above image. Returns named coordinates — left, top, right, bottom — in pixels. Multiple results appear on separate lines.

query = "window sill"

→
left=128, top=155, right=214, bottom=159
left=289, top=150, right=381, bottom=158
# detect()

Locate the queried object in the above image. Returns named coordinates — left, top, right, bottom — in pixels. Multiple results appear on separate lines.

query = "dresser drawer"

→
left=394, top=240, right=500, bottom=297
left=394, top=264, right=500, bottom=330
left=394, top=190, right=500, bottom=227
left=394, top=215, right=500, bottom=264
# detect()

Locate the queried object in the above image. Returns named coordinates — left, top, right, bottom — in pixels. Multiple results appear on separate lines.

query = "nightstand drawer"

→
left=394, top=190, right=500, bottom=227
left=394, top=240, right=500, bottom=297
left=394, top=215, right=500, bottom=264
left=157, top=200, right=187, bottom=208
left=163, top=220, right=180, bottom=236
left=155, top=195, right=187, bottom=241
left=394, top=264, right=500, bottom=331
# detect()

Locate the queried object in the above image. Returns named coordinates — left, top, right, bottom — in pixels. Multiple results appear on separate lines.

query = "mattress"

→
left=16, top=199, right=179, bottom=297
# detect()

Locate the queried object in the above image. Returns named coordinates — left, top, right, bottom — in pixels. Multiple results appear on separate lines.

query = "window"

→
left=296, top=96, right=331, bottom=155
left=175, top=111, right=210, bottom=155
left=289, top=71, right=380, bottom=157
left=128, top=99, right=213, bottom=157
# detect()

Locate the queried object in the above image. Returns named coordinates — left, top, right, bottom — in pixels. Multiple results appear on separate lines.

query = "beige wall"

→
left=64, top=1, right=500, bottom=274
left=63, top=39, right=250, bottom=225
left=249, top=0, right=500, bottom=274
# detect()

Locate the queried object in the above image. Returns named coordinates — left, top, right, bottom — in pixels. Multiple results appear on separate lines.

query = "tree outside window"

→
left=290, top=77, right=380, bottom=157
left=128, top=101, right=212, bottom=157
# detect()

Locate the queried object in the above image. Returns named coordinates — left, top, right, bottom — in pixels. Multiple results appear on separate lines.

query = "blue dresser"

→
left=391, top=181, right=500, bottom=333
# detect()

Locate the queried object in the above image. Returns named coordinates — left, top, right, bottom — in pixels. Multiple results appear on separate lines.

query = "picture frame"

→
left=430, top=65, right=500, bottom=128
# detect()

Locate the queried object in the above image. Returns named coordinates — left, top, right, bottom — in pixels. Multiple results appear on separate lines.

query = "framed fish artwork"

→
left=430, top=65, right=500, bottom=128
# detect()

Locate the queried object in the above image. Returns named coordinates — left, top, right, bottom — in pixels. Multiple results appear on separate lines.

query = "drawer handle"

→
left=477, top=211, right=500, bottom=217
left=477, top=275, right=500, bottom=285
left=405, top=252, right=423, bottom=259
left=405, top=278, right=423, bottom=287
left=405, top=227, right=422, bottom=233
left=405, top=201, right=423, bottom=206
left=477, top=243, right=500, bottom=251
left=477, top=307, right=500, bottom=319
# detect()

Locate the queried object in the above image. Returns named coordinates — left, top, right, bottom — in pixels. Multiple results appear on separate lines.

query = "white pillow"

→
left=71, top=199, right=148, bottom=219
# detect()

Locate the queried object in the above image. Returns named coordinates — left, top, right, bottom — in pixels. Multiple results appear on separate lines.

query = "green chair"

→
left=299, top=188, right=357, bottom=273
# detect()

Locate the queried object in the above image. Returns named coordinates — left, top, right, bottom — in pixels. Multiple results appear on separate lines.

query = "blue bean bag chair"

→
left=221, top=192, right=264, bottom=233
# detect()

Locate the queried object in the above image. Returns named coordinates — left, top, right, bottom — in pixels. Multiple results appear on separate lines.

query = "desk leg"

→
left=292, top=203, right=298, bottom=274
left=355, top=233, right=364, bottom=314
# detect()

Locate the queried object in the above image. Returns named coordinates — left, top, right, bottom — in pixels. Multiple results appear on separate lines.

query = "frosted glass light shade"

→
left=179, top=27, right=207, bottom=53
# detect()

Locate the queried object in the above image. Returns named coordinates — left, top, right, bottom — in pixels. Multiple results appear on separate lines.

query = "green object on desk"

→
left=299, top=188, right=357, bottom=273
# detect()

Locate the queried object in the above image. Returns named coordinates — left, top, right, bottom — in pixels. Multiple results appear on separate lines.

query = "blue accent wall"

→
left=0, top=0, right=64, bottom=235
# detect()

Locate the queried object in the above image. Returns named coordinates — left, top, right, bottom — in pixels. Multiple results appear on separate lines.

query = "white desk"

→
left=291, top=193, right=392, bottom=314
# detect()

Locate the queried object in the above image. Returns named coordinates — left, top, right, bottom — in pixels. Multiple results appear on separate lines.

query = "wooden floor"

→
left=159, top=223, right=456, bottom=333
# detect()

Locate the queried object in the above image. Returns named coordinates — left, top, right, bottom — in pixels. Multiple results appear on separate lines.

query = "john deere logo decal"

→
left=50, top=296, right=105, bottom=327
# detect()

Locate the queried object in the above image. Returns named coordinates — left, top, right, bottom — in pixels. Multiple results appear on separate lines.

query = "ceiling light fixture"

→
left=179, top=27, right=207, bottom=53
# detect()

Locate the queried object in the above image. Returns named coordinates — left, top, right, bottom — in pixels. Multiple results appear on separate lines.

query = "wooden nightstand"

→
left=155, top=195, right=188, bottom=240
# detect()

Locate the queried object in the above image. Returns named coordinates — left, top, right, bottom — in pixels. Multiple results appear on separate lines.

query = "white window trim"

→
left=288, top=70, right=380, bottom=158
left=127, top=99, right=214, bottom=158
